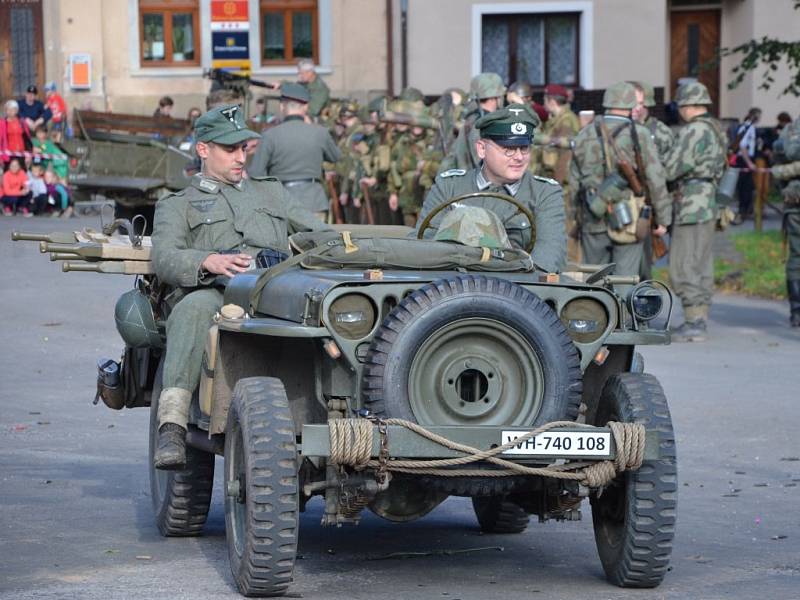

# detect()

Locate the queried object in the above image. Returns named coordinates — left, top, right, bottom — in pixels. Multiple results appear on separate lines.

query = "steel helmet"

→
left=114, top=288, right=164, bottom=349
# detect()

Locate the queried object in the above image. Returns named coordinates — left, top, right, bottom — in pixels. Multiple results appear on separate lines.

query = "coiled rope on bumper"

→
left=328, top=418, right=646, bottom=488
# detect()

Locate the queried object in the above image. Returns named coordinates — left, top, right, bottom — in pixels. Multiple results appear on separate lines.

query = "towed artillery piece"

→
left=13, top=201, right=678, bottom=596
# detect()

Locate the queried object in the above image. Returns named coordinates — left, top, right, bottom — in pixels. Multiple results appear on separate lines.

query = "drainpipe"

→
left=386, top=0, right=394, bottom=97
left=400, top=0, right=408, bottom=90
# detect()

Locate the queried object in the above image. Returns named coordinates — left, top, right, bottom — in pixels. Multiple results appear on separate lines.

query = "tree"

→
left=717, top=0, right=800, bottom=96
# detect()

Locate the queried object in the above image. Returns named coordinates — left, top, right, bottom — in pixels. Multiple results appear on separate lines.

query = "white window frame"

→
left=471, top=1, right=594, bottom=89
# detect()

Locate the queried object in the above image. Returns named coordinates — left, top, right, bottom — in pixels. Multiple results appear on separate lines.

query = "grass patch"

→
left=650, top=231, right=786, bottom=300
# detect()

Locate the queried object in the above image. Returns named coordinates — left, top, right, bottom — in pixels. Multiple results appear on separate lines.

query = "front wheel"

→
left=224, top=377, right=299, bottom=597
left=590, top=373, right=677, bottom=588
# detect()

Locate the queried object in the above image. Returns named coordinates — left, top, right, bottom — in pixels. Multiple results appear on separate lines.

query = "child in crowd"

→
left=44, top=82, right=67, bottom=142
left=27, top=157, right=49, bottom=215
left=32, top=126, right=68, bottom=180
left=2, top=158, right=31, bottom=216
left=44, top=169, right=72, bottom=217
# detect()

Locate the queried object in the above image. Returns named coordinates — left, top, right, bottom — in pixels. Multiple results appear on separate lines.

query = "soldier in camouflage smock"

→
left=568, top=82, right=672, bottom=277
left=388, top=103, right=443, bottom=227
left=439, top=73, right=506, bottom=173
left=632, top=81, right=675, bottom=280
left=768, top=116, right=800, bottom=327
left=417, top=104, right=566, bottom=273
left=662, top=82, right=727, bottom=342
left=538, top=84, right=581, bottom=262
left=151, top=106, right=328, bottom=469
left=632, top=81, right=675, bottom=159
left=330, top=100, right=363, bottom=223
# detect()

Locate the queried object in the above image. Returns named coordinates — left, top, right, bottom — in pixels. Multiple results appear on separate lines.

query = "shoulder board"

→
left=532, top=175, right=560, bottom=186
left=249, top=175, right=280, bottom=182
left=439, top=169, right=467, bottom=178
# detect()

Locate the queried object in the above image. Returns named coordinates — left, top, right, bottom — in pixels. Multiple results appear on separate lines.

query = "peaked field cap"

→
left=280, top=82, right=310, bottom=103
left=194, top=104, right=260, bottom=145
left=475, top=103, right=539, bottom=146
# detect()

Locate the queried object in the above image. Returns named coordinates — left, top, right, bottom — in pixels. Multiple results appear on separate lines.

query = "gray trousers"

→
left=669, top=219, right=715, bottom=309
left=786, top=210, right=800, bottom=281
left=581, top=231, right=644, bottom=277
left=163, top=288, right=223, bottom=392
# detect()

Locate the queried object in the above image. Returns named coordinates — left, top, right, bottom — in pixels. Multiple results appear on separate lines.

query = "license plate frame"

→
left=501, top=430, right=612, bottom=459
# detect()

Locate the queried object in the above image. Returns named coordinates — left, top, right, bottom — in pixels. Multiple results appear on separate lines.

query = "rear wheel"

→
left=148, top=361, right=215, bottom=536
left=472, top=496, right=529, bottom=534
left=590, top=373, right=677, bottom=588
left=224, top=377, right=299, bottom=597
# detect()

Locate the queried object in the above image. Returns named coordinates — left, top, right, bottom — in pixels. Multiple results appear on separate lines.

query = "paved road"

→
left=1, top=215, right=798, bottom=599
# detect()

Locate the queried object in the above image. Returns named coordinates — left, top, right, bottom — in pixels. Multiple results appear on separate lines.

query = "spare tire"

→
left=362, top=275, right=582, bottom=427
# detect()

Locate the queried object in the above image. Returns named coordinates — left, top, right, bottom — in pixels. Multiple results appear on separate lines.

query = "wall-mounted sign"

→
left=211, top=0, right=250, bottom=71
left=69, top=54, right=91, bottom=90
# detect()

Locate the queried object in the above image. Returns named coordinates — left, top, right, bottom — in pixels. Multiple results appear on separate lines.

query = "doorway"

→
left=670, top=9, right=720, bottom=113
left=0, top=0, right=45, bottom=100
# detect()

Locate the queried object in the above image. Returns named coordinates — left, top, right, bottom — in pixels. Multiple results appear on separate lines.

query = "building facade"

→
left=0, top=0, right=796, bottom=121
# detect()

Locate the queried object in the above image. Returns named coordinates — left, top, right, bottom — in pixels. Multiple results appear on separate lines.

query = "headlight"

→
left=629, top=283, right=664, bottom=321
left=560, top=298, right=608, bottom=344
left=328, top=294, right=376, bottom=339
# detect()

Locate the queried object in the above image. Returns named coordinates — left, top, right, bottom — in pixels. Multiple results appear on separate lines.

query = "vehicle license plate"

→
left=501, top=430, right=612, bottom=457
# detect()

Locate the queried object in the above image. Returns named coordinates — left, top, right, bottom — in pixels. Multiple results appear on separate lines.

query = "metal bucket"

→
left=716, top=167, right=740, bottom=204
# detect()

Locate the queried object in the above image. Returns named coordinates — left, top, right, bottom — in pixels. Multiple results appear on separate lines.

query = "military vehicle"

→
left=62, top=110, right=194, bottom=224
left=13, top=196, right=677, bottom=596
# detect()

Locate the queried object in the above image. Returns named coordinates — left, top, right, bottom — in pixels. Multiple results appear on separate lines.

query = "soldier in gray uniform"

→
left=151, top=105, right=329, bottom=469
left=416, top=103, right=566, bottom=273
left=248, top=83, right=341, bottom=220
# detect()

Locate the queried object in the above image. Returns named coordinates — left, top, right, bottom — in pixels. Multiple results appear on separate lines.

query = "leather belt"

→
left=282, top=178, right=321, bottom=187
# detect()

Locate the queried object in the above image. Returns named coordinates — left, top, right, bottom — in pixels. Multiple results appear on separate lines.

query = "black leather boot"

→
left=154, top=423, right=187, bottom=470
left=789, top=279, right=800, bottom=328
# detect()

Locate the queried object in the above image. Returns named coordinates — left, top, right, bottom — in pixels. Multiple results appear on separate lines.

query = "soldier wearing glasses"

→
left=415, top=103, right=566, bottom=273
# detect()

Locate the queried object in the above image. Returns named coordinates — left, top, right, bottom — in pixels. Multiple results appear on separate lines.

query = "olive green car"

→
left=14, top=206, right=678, bottom=596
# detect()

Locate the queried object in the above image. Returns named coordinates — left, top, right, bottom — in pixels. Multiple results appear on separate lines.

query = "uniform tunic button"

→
left=206, top=218, right=211, bottom=223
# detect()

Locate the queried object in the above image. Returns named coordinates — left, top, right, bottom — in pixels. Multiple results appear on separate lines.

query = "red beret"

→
left=544, top=84, right=569, bottom=99
left=531, top=101, right=549, bottom=123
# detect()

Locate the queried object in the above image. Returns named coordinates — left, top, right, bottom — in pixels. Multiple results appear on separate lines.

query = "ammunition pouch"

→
left=541, top=147, right=559, bottom=170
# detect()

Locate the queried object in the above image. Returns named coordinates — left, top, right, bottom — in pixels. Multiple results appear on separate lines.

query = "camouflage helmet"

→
left=114, top=288, right=163, bottom=349
left=340, top=98, right=360, bottom=117
left=434, top=206, right=512, bottom=250
left=675, top=81, right=713, bottom=106
left=633, top=81, right=656, bottom=107
left=399, top=86, right=424, bottom=103
left=470, top=72, right=507, bottom=100
left=602, top=82, right=638, bottom=110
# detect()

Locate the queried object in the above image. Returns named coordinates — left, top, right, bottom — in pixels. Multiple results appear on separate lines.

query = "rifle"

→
left=629, top=121, right=669, bottom=260
left=359, top=181, right=376, bottom=225
left=325, top=176, right=345, bottom=224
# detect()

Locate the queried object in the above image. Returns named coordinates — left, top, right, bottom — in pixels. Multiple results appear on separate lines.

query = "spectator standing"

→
left=18, top=85, right=48, bottom=132
left=44, top=82, right=67, bottom=142
left=27, top=157, right=48, bottom=214
left=2, top=158, right=31, bottom=216
left=32, top=126, right=68, bottom=180
left=1, top=100, right=32, bottom=161
left=153, top=96, right=174, bottom=118
left=297, top=59, right=330, bottom=120
left=732, top=107, right=761, bottom=225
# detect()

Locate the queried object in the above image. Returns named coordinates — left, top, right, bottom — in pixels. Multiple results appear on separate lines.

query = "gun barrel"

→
left=12, top=231, right=76, bottom=244
left=63, top=262, right=101, bottom=273
left=50, top=252, right=83, bottom=261
left=41, top=242, right=104, bottom=258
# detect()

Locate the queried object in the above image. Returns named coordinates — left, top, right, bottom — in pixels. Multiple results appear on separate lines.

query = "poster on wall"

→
left=69, top=54, right=91, bottom=90
left=211, top=0, right=250, bottom=72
